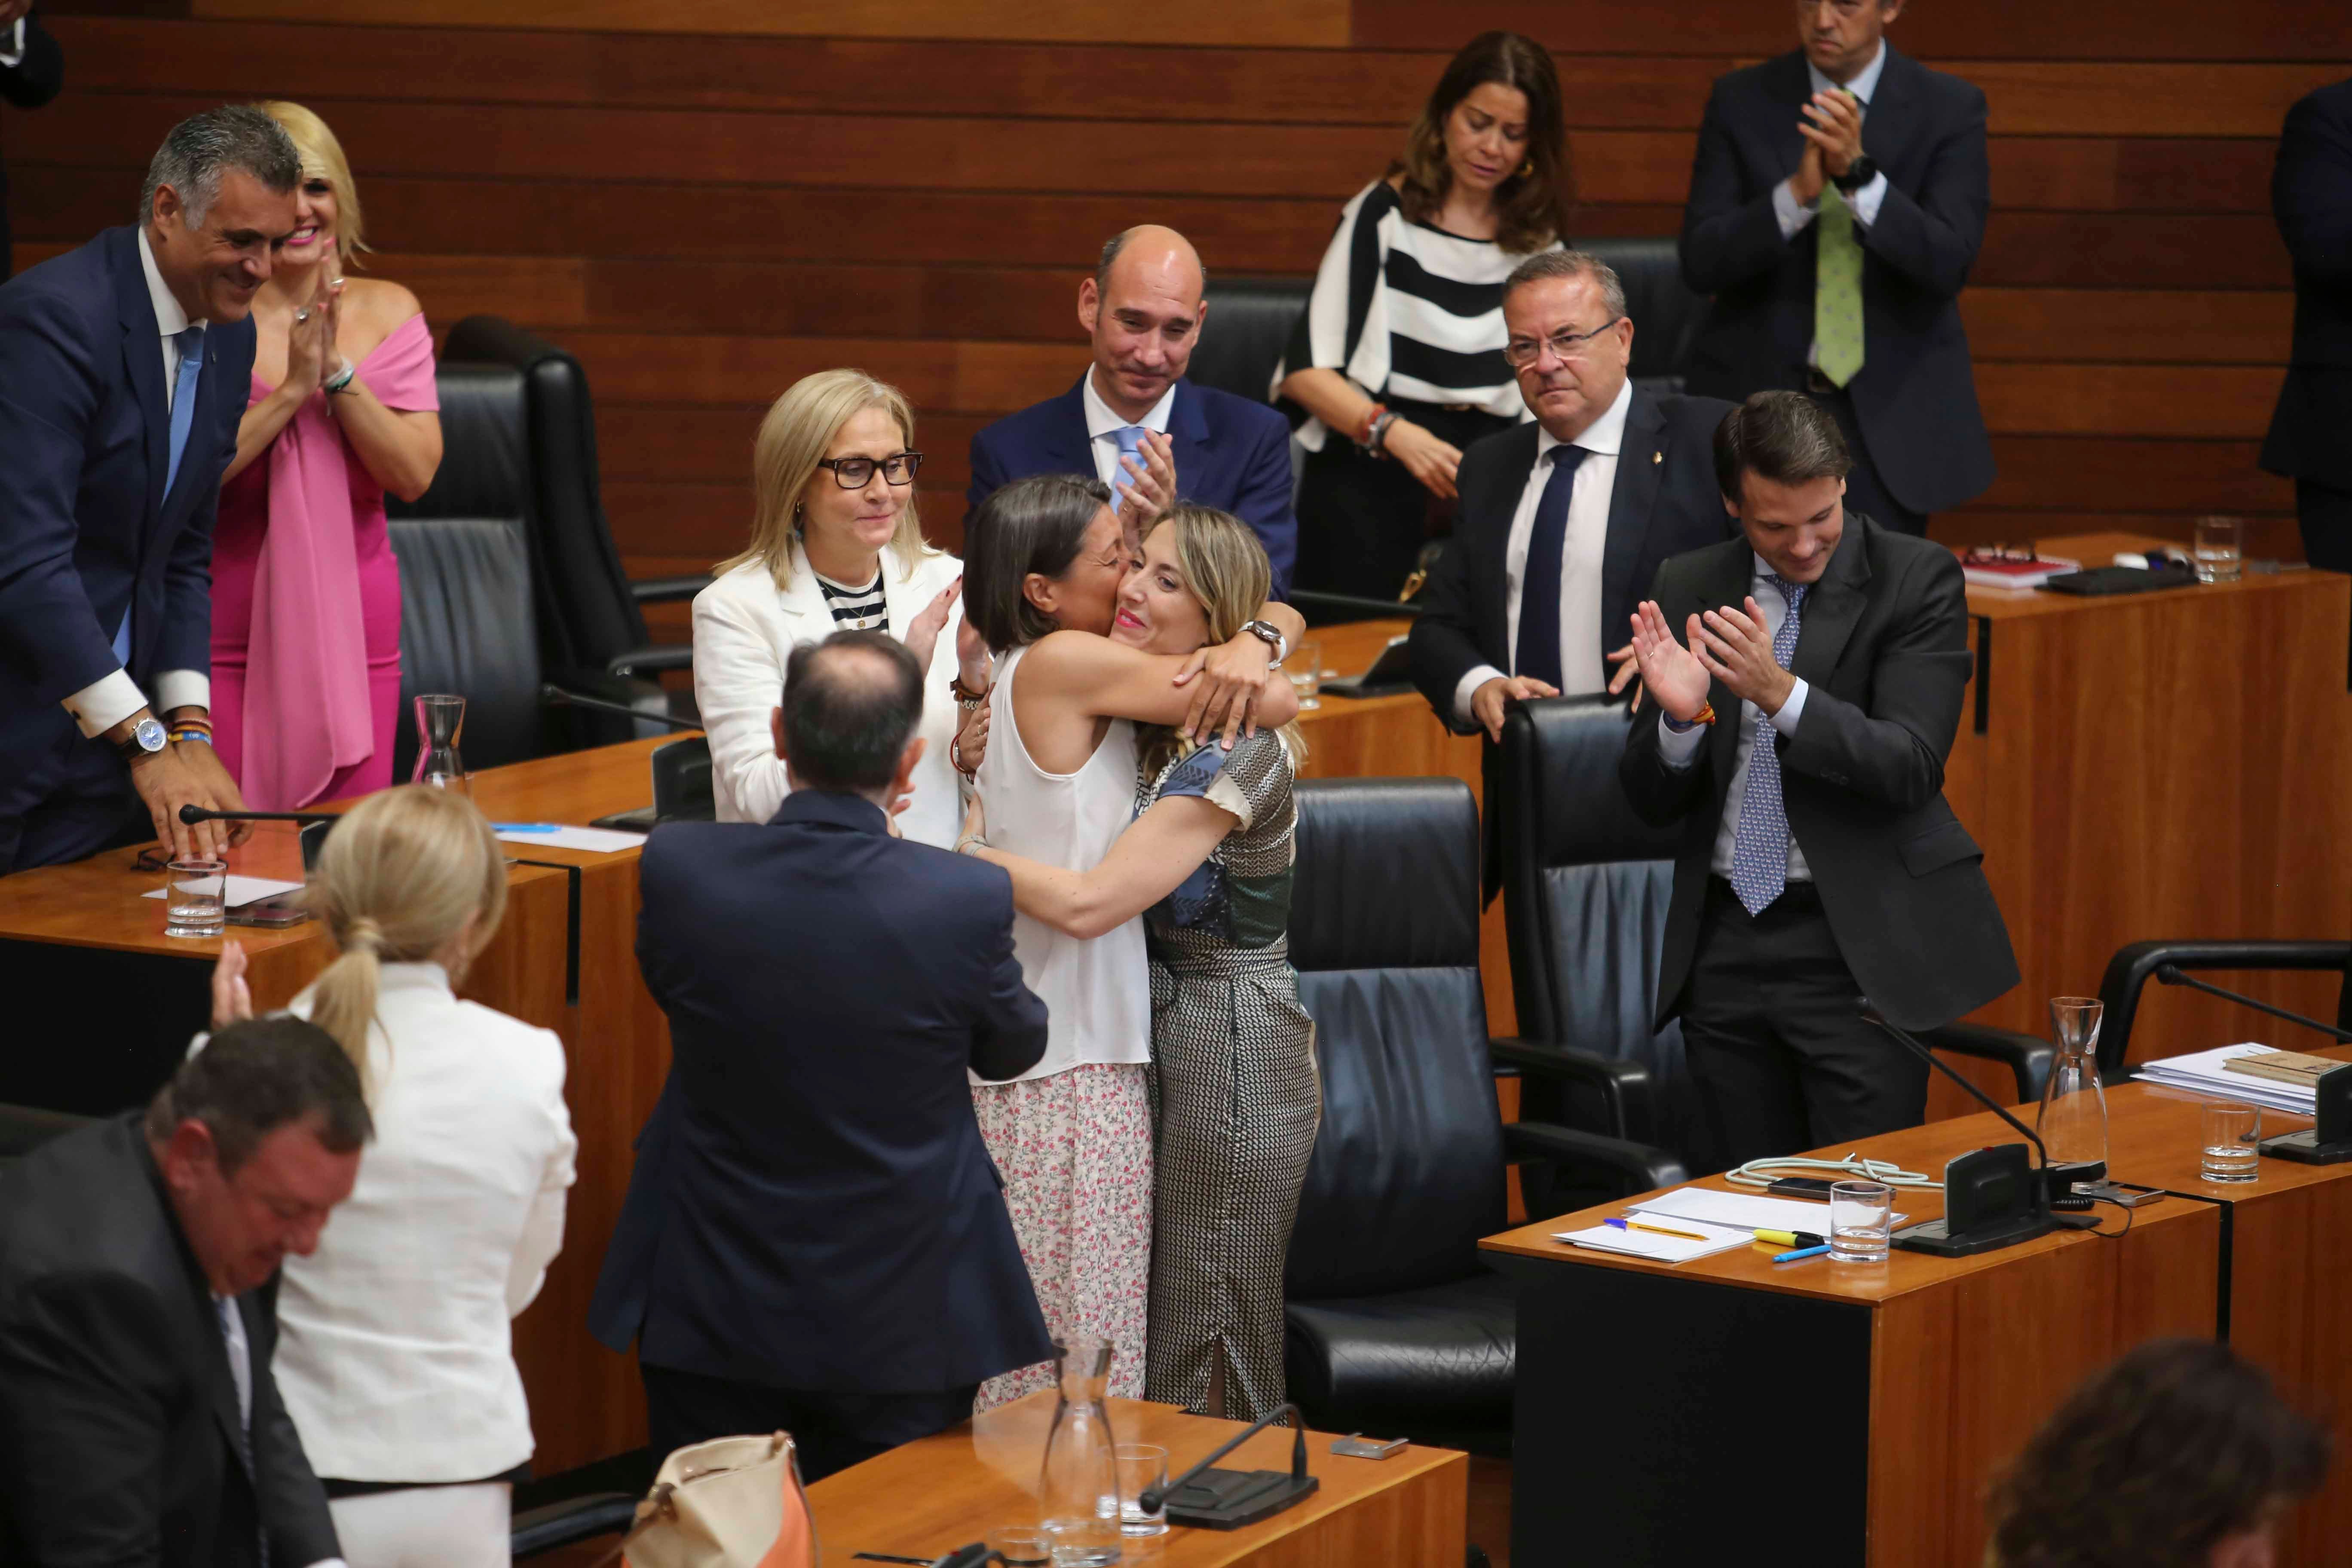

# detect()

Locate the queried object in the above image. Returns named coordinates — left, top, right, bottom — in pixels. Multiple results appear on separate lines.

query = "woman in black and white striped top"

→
left=1277, top=31, right=1571, bottom=600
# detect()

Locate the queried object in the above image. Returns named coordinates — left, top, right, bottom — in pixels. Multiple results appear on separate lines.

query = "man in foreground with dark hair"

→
left=0, top=1015, right=370, bottom=1568
left=1988, top=1338, right=2329, bottom=1568
left=591, top=629, right=1053, bottom=1480
left=1620, top=389, right=2015, bottom=1170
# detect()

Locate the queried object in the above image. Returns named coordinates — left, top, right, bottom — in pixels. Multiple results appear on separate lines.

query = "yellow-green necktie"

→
left=1814, top=184, right=1865, bottom=387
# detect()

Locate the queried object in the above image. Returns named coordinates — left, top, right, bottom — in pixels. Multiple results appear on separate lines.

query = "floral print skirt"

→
left=971, top=1062, right=1154, bottom=1410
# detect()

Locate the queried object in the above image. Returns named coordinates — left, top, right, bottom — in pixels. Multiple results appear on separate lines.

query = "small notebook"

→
left=2223, top=1050, right=2344, bottom=1089
left=1554, top=1218, right=1753, bottom=1264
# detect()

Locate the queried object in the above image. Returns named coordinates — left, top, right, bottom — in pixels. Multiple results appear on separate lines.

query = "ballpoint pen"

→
left=1773, top=1243, right=1832, bottom=1263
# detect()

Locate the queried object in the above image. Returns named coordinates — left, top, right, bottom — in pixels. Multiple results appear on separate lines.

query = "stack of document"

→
left=2136, top=1043, right=2321, bottom=1115
left=1628, top=1187, right=1911, bottom=1234
left=1553, top=1217, right=1753, bottom=1264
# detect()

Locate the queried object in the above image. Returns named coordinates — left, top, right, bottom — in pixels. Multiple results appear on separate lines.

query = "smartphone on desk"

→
left=1765, top=1177, right=1839, bottom=1201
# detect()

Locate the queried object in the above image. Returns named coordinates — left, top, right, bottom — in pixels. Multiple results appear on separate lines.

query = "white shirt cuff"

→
left=153, top=670, right=211, bottom=717
left=1768, top=677, right=1810, bottom=735
left=305, top=1559, right=352, bottom=1568
left=63, top=671, right=147, bottom=738
left=1453, top=664, right=1507, bottom=728
left=0, top=19, right=24, bottom=67
left=1657, top=711, right=1708, bottom=769
left=1847, top=171, right=1889, bottom=227
left=1774, top=178, right=1816, bottom=240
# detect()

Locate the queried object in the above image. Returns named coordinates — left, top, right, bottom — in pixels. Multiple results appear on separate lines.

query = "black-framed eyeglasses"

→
left=817, top=453, right=923, bottom=488
left=1502, top=317, right=1626, bottom=369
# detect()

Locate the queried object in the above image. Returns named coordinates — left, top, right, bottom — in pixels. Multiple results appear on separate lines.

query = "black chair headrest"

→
left=1501, top=695, right=1681, bottom=867
left=1290, top=778, right=1480, bottom=973
left=1578, top=237, right=1705, bottom=389
left=389, top=364, right=529, bottom=525
left=1193, top=277, right=1312, bottom=407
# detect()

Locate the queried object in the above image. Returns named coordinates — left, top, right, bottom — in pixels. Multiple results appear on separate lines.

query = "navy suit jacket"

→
left=0, top=1116, right=340, bottom=1568
left=0, top=227, right=253, bottom=774
left=968, top=373, right=1298, bottom=596
left=2262, top=77, right=2352, bottom=491
left=589, top=789, right=1054, bottom=1393
left=1678, top=48, right=1995, bottom=515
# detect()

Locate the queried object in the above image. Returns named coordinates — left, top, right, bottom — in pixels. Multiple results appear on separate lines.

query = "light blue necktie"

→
left=1728, top=573, right=1810, bottom=916
left=118, top=326, right=209, bottom=667
left=1111, top=425, right=1146, bottom=506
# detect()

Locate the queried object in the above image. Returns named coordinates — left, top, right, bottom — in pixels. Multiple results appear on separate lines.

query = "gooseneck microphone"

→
left=178, top=805, right=340, bottom=827
left=1138, top=1402, right=1317, bottom=1527
left=539, top=684, right=705, bottom=732
left=2154, top=964, right=2352, bottom=1044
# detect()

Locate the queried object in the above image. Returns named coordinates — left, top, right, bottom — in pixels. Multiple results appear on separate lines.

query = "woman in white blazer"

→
left=206, top=785, right=576, bottom=1568
left=696, top=369, right=991, bottom=848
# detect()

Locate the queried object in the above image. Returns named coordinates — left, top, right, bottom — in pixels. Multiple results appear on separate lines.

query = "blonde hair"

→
left=255, top=101, right=371, bottom=267
left=305, top=786, right=508, bottom=1092
left=718, top=369, right=935, bottom=591
left=1136, top=505, right=1307, bottom=778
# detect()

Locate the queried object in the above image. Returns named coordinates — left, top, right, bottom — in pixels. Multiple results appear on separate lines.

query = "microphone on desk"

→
left=2152, top=966, right=2352, bottom=1164
left=1861, top=1002, right=2088, bottom=1256
left=539, top=683, right=705, bottom=731
left=1139, top=1401, right=1317, bottom=1528
left=177, top=805, right=343, bottom=870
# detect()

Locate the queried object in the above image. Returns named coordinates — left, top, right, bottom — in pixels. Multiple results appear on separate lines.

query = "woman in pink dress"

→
left=211, top=101, right=444, bottom=809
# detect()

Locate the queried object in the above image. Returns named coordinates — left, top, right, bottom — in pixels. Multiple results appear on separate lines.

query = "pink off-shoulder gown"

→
left=211, top=312, right=439, bottom=809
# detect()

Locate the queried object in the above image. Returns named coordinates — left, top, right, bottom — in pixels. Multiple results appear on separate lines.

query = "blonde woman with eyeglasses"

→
left=693, top=369, right=992, bottom=846
left=203, top=785, right=575, bottom=1568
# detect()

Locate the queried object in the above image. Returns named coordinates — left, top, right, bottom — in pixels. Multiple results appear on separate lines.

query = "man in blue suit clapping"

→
left=968, top=225, right=1298, bottom=595
left=0, top=105, right=302, bottom=873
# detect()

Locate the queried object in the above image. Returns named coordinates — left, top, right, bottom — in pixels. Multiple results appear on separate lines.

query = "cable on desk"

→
left=1724, top=1152, right=1944, bottom=1192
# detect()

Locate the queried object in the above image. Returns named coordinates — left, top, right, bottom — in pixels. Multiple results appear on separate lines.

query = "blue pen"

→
left=1773, top=1243, right=1831, bottom=1263
left=495, top=823, right=560, bottom=833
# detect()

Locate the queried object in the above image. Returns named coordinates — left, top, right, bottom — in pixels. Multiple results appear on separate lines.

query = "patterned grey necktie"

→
left=1727, top=573, right=1810, bottom=916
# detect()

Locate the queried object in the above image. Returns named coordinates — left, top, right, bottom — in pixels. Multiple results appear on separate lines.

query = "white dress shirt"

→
left=1772, top=42, right=1892, bottom=242
left=246, top=962, right=576, bottom=1484
left=58, top=228, right=211, bottom=738
left=1080, top=366, right=1175, bottom=491
left=1451, top=378, right=1634, bottom=722
left=693, top=541, right=971, bottom=846
left=1655, top=552, right=1815, bottom=882
left=211, top=1297, right=352, bottom=1568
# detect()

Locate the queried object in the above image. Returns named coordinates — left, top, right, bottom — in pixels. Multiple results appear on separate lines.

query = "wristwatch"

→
left=1241, top=619, right=1288, bottom=670
left=113, top=714, right=168, bottom=763
left=1832, top=156, right=1878, bottom=194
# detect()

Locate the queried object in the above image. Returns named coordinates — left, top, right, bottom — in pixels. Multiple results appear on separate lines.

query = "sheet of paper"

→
left=1553, top=1218, right=1753, bottom=1264
left=494, top=824, right=649, bottom=854
left=141, top=875, right=305, bottom=909
left=1631, top=1187, right=1909, bottom=1234
left=2136, top=1043, right=2316, bottom=1110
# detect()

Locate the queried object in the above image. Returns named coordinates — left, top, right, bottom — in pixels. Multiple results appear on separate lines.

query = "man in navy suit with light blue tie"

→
left=968, top=225, right=1298, bottom=595
left=0, top=105, right=302, bottom=874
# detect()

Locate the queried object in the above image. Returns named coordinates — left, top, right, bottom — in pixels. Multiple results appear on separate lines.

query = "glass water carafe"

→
left=2038, top=996, right=2110, bottom=1180
left=1038, top=1336, right=1123, bottom=1566
left=412, top=694, right=470, bottom=795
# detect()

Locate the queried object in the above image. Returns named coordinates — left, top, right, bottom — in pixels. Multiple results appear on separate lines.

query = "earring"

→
left=1518, top=159, right=1534, bottom=179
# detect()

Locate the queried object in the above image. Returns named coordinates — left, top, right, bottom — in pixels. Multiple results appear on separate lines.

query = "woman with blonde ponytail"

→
left=202, top=784, right=576, bottom=1568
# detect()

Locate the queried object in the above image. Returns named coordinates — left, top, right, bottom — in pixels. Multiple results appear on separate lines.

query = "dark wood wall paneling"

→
left=6, top=5, right=2343, bottom=596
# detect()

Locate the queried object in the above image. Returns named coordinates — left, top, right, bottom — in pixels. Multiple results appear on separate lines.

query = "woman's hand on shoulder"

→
left=1173, top=628, right=1286, bottom=750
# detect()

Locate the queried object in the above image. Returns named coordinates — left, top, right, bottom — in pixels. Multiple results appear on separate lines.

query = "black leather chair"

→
left=1497, top=696, right=2055, bottom=1173
left=2097, top=941, right=2352, bottom=1076
left=0, top=1102, right=89, bottom=1164
left=441, top=317, right=703, bottom=697
left=1281, top=778, right=1684, bottom=1459
left=389, top=364, right=671, bottom=781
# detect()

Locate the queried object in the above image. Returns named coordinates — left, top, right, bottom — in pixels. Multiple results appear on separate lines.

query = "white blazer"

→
left=265, top=963, right=576, bottom=1482
left=693, top=540, right=969, bottom=848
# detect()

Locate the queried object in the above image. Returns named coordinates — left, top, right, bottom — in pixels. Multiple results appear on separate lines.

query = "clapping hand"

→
left=903, top=574, right=963, bottom=673
left=1606, top=642, right=1645, bottom=714
left=284, top=269, right=337, bottom=395
left=1690, top=598, right=1796, bottom=717
left=1800, top=89, right=1866, bottom=182
left=210, top=940, right=255, bottom=1030
left=1627, top=601, right=1712, bottom=723
left=1115, top=430, right=1177, bottom=533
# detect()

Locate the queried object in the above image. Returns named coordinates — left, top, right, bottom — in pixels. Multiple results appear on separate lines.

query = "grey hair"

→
left=138, top=105, right=302, bottom=230
left=1096, top=227, right=1210, bottom=294
left=1712, top=390, right=1853, bottom=502
left=1501, top=249, right=1629, bottom=321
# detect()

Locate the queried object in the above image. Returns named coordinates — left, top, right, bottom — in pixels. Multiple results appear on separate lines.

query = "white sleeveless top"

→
left=974, top=643, right=1150, bottom=1083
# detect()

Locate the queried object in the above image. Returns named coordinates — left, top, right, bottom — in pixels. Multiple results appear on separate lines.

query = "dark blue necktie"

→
left=1513, top=444, right=1588, bottom=692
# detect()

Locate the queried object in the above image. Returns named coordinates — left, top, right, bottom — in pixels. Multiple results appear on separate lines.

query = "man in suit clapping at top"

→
left=0, top=105, right=301, bottom=874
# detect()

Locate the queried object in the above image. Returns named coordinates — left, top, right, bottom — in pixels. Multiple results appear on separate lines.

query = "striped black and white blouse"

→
left=1277, top=179, right=1562, bottom=451
left=815, top=569, right=887, bottom=631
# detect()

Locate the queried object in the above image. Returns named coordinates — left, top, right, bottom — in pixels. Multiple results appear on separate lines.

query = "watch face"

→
left=133, top=717, right=168, bottom=753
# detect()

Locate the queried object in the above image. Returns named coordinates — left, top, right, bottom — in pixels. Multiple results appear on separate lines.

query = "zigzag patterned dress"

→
left=1136, top=730, right=1320, bottom=1421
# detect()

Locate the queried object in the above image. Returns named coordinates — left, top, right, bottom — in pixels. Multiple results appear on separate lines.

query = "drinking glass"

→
left=986, top=1527, right=1052, bottom=1567
left=2200, top=1102, right=2263, bottom=1183
left=411, top=694, right=470, bottom=794
left=1115, top=1444, right=1169, bottom=1537
left=163, top=858, right=227, bottom=938
left=1289, top=640, right=1323, bottom=711
left=1828, top=1179, right=1893, bottom=1263
left=2193, top=516, right=2244, bottom=584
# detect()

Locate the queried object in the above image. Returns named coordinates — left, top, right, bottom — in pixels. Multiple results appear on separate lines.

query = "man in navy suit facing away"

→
left=591, top=630, right=1053, bottom=1481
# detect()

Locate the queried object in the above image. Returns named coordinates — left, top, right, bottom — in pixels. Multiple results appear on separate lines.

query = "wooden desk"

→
left=807, top=1393, right=1467, bottom=1568
left=1945, top=533, right=2352, bottom=1078
left=1480, top=1107, right=2223, bottom=1568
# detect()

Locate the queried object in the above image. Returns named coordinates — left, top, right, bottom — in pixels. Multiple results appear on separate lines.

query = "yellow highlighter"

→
left=1755, top=1228, right=1829, bottom=1250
